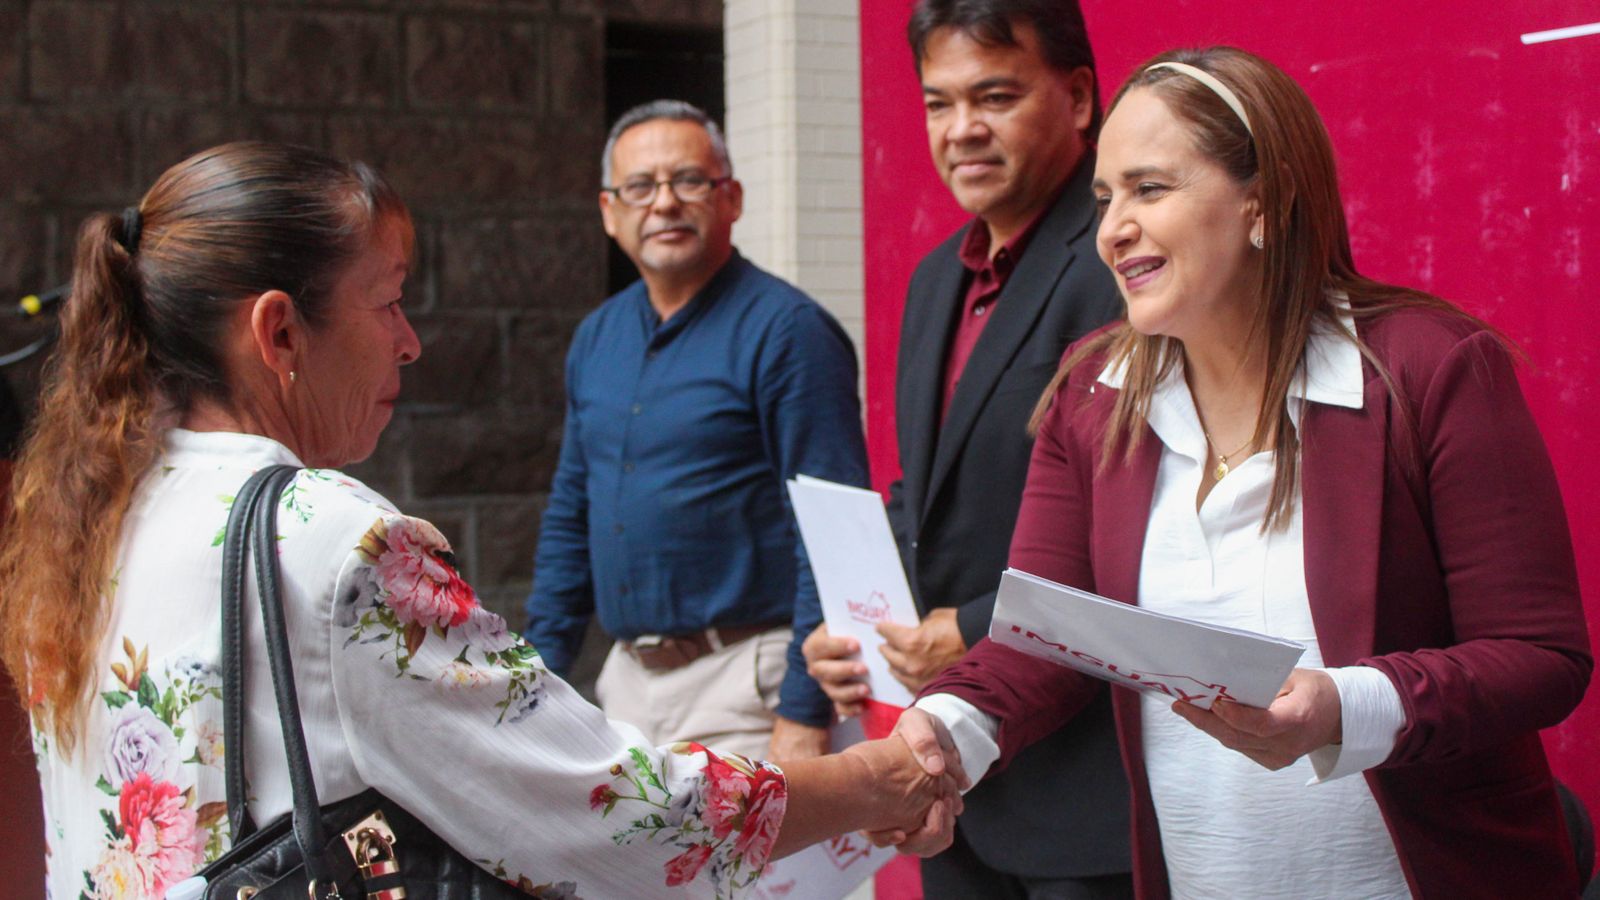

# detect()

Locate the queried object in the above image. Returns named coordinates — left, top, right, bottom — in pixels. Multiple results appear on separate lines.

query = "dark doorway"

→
left=602, top=22, right=726, bottom=298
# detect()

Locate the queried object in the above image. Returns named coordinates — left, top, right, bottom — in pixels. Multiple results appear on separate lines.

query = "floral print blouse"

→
left=33, top=430, right=786, bottom=900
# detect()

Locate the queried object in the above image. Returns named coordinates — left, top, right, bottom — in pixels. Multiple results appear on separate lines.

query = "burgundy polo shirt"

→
left=940, top=202, right=1058, bottom=419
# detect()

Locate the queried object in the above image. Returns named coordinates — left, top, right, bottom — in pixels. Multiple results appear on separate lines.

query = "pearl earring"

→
left=289, top=370, right=297, bottom=383
left=1251, top=234, right=1264, bottom=249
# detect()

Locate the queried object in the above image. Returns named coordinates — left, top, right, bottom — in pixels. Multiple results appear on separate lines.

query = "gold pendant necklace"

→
left=1203, top=429, right=1253, bottom=482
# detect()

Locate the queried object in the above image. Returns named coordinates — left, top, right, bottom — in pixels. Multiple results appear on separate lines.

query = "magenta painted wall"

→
left=860, top=1, right=1600, bottom=818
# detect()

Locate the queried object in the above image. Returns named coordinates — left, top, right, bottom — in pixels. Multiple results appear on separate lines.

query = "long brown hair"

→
left=0, top=141, right=409, bottom=752
left=1032, top=46, right=1492, bottom=530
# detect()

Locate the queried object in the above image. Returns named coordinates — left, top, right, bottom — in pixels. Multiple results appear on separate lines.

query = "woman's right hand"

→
left=768, top=728, right=964, bottom=860
left=841, top=734, right=964, bottom=853
left=859, top=707, right=971, bottom=856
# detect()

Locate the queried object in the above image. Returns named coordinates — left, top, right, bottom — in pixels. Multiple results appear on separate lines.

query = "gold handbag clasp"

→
left=341, top=810, right=405, bottom=900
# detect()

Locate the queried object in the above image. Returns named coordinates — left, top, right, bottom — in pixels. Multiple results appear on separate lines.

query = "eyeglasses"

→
left=603, top=173, right=732, bottom=207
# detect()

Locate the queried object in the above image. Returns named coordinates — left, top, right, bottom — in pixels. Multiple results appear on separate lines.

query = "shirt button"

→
left=974, top=305, right=987, bottom=317
left=623, top=462, right=635, bottom=473
left=647, top=351, right=659, bottom=360
left=619, top=584, right=631, bottom=596
left=631, top=403, right=642, bottom=415
left=613, top=524, right=624, bottom=534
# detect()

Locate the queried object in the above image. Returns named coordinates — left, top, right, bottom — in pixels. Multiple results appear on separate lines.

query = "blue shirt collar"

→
left=635, top=249, right=748, bottom=343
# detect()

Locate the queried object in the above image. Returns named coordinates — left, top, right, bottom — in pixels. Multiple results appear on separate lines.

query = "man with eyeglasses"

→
left=523, top=100, right=869, bottom=764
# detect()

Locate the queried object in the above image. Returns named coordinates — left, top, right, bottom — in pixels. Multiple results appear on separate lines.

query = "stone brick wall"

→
left=0, top=0, right=722, bottom=627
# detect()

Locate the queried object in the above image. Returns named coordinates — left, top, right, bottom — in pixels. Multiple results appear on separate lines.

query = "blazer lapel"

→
left=1299, top=381, right=1386, bottom=665
left=923, top=175, right=1097, bottom=520
left=899, top=250, right=967, bottom=522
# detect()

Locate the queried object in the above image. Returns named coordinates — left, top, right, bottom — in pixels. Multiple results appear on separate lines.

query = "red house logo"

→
left=846, top=590, right=892, bottom=624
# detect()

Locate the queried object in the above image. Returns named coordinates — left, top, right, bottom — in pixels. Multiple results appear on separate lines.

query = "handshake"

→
left=760, top=618, right=978, bottom=861
left=772, top=709, right=970, bottom=861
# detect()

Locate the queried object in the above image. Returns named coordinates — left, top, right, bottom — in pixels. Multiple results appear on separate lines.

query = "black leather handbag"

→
left=193, top=464, right=524, bottom=900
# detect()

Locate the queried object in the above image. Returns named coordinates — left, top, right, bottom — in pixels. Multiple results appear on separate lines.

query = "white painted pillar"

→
left=724, top=0, right=865, bottom=358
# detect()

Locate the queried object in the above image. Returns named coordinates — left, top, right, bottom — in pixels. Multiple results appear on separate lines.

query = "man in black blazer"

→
left=804, top=1, right=1130, bottom=896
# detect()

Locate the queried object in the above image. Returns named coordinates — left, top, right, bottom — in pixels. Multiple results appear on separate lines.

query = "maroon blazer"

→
left=926, top=307, right=1592, bottom=898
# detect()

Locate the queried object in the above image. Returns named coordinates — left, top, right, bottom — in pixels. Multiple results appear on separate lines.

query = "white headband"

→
left=1145, top=61, right=1253, bottom=137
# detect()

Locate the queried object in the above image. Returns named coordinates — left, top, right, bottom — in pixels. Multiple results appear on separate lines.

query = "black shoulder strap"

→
left=222, top=462, right=333, bottom=886
left=220, top=465, right=285, bottom=840
left=246, top=464, right=338, bottom=881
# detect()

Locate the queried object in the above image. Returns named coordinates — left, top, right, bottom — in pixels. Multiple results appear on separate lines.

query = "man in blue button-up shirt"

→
left=523, top=100, right=870, bottom=762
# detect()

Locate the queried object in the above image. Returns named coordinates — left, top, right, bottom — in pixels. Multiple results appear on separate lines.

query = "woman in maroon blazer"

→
left=896, top=47, right=1591, bottom=898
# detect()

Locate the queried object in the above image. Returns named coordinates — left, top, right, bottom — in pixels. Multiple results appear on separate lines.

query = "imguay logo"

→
left=1008, top=625, right=1239, bottom=706
left=846, top=590, right=891, bottom=624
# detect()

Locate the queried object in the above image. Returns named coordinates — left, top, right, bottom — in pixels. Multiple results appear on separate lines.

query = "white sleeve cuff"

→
left=1306, top=665, right=1406, bottom=784
left=913, top=693, right=1002, bottom=792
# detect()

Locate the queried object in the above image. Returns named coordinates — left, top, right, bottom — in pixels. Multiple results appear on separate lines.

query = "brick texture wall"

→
left=0, top=0, right=722, bottom=628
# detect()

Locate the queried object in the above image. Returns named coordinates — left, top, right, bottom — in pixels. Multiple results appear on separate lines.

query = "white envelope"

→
left=752, top=835, right=895, bottom=900
left=753, top=717, right=897, bottom=900
left=786, top=475, right=919, bottom=708
left=990, top=568, right=1305, bottom=709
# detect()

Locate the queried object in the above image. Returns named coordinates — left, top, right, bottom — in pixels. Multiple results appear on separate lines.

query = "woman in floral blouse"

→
left=0, top=142, right=958, bottom=900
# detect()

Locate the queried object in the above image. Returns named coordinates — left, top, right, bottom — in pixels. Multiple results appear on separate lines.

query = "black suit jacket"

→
left=888, top=157, right=1132, bottom=877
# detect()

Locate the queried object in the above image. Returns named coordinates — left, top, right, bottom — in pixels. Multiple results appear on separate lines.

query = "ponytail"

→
left=0, top=211, right=160, bottom=752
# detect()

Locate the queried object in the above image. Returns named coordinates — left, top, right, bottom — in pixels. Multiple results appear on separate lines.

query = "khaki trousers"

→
left=595, top=625, right=791, bottom=760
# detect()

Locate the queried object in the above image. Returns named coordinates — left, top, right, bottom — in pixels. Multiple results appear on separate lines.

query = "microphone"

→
left=3, top=284, right=65, bottom=366
left=17, top=284, right=67, bottom=317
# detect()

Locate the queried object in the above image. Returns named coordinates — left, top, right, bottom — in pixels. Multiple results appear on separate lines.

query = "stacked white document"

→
left=990, top=568, right=1305, bottom=709
left=786, top=474, right=919, bottom=708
